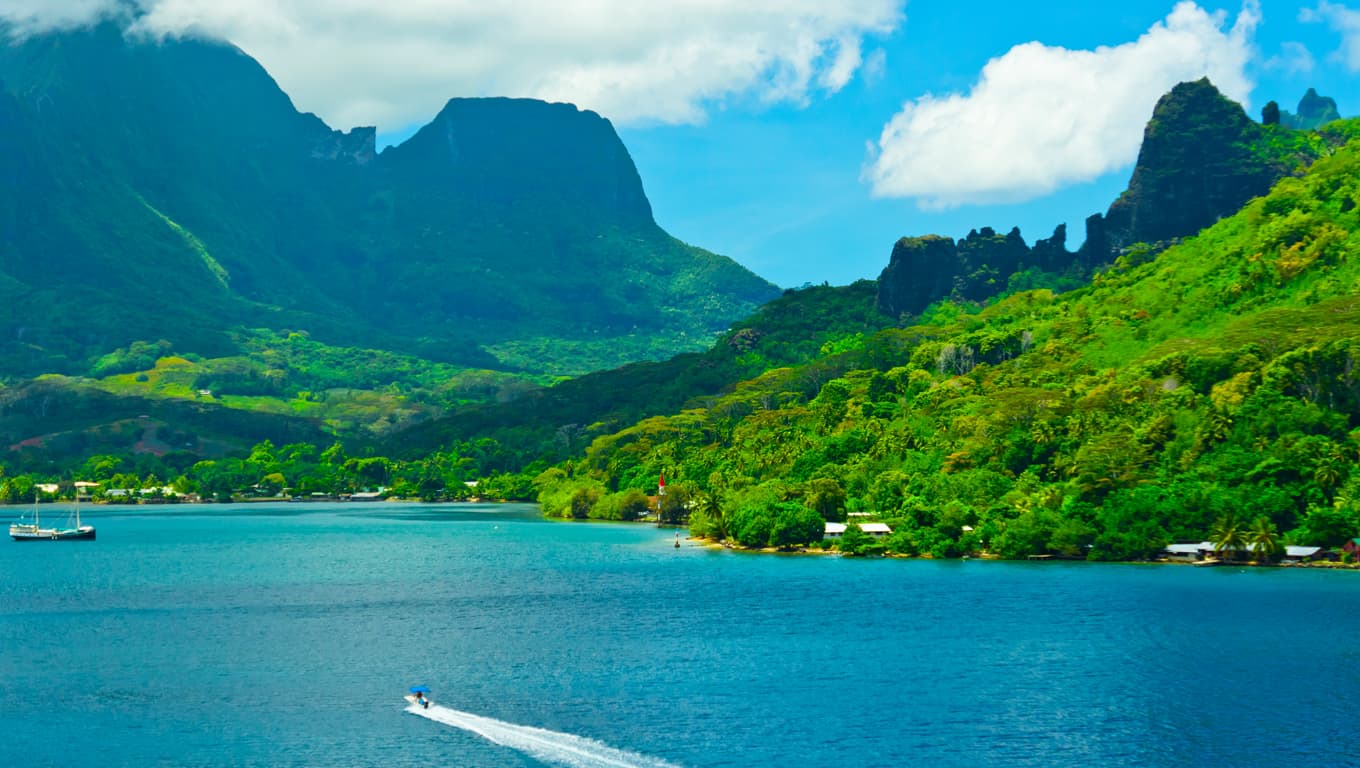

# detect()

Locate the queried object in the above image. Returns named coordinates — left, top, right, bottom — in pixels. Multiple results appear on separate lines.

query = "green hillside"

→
left=0, top=24, right=777, bottom=379
left=536, top=121, right=1360, bottom=556
left=384, top=280, right=892, bottom=469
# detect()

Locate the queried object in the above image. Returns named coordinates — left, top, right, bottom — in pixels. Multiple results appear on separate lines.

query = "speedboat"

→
left=405, top=685, right=432, bottom=709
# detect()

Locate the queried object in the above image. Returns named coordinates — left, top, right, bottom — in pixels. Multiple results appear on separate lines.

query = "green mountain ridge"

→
left=0, top=23, right=777, bottom=378
left=875, top=80, right=1351, bottom=324
left=527, top=116, right=1360, bottom=556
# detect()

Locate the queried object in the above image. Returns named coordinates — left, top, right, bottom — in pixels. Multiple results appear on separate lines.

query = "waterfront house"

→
left=1282, top=545, right=1325, bottom=563
left=824, top=522, right=893, bottom=540
left=1163, top=542, right=1212, bottom=562
left=1344, top=539, right=1360, bottom=557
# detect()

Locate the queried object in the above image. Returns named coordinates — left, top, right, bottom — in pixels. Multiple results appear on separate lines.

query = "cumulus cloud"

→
left=1, top=1, right=903, bottom=130
left=863, top=2, right=1259, bottom=209
left=1301, top=1, right=1360, bottom=70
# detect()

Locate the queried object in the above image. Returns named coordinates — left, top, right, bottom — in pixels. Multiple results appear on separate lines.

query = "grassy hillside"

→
left=537, top=122, right=1360, bottom=556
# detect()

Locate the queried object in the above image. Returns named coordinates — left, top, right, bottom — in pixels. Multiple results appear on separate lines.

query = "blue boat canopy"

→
left=409, top=685, right=431, bottom=694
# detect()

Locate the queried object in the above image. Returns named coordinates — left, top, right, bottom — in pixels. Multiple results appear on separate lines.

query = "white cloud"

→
left=1264, top=40, right=1316, bottom=75
left=0, top=0, right=124, bottom=36
left=863, top=1, right=1259, bottom=209
left=2, top=1, right=904, bottom=130
left=1301, top=1, right=1360, bottom=70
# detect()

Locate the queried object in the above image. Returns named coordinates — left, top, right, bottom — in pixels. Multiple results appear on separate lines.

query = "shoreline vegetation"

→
left=684, top=534, right=1360, bottom=569
left=7, top=487, right=1360, bottom=570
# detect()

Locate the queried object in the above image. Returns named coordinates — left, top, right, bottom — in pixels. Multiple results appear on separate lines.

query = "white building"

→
left=823, top=522, right=892, bottom=539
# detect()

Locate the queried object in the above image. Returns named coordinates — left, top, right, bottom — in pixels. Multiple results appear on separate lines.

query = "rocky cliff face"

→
left=876, top=235, right=957, bottom=318
left=311, top=126, right=376, bottom=165
left=1079, top=78, right=1282, bottom=263
left=875, top=225, right=1071, bottom=319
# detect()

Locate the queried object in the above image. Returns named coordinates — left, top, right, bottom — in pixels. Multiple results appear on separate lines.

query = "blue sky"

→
left=7, top=1, right=1358, bottom=288
left=621, top=0, right=1360, bottom=287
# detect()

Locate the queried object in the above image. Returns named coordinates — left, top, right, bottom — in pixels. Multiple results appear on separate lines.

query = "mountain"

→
left=1084, top=78, right=1280, bottom=256
left=542, top=115, right=1360, bottom=555
left=0, top=23, right=778, bottom=379
left=875, top=225, right=1075, bottom=320
left=876, top=79, right=1352, bottom=321
left=1282, top=88, right=1341, bottom=130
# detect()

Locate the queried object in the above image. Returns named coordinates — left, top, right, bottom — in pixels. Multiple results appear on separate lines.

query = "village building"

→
left=823, top=522, right=892, bottom=539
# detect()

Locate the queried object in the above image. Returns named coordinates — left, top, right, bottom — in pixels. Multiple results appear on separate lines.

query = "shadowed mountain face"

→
left=1082, top=78, right=1284, bottom=258
left=876, top=80, right=1350, bottom=321
left=0, top=24, right=778, bottom=377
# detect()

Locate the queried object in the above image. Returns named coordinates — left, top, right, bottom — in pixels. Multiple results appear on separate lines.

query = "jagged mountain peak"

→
left=1081, top=78, right=1279, bottom=258
left=382, top=97, right=653, bottom=226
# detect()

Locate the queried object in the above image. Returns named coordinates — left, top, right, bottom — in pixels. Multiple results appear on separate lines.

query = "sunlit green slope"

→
left=553, top=123, right=1360, bottom=557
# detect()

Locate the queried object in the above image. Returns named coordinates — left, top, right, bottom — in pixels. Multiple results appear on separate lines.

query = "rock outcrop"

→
left=311, top=126, right=376, bottom=165
left=1078, top=78, right=1285, bottom=265
left=1283, top=88, right=1341, bottom=130
left=875, top=225, right=1072, bottom=319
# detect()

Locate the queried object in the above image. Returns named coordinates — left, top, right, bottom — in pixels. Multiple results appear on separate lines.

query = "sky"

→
left=4, top=0, right=1359, bottom=287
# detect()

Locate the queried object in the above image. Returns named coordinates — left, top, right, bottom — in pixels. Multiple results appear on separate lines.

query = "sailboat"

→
left=10, top=493, right=96, bottom=541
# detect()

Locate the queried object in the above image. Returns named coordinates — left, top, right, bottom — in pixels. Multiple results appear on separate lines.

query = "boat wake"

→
left=409, top=703, right=679, bottom=768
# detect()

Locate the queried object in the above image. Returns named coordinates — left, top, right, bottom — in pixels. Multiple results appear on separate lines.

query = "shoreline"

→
left=682, top=534, right=1360, bottom=569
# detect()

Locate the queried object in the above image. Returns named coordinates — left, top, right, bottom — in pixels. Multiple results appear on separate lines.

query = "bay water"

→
left=2, top=502, right=1357, bottom=767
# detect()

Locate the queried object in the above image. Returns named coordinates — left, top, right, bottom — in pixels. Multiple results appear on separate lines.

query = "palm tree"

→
left=1314, top=458, right=1344, bottom=503
left=696, top=489, right=726, bottom=540
left=1210, top=514, right=1246, bottom=561
left=1246, top=515, right=1281, bottom=564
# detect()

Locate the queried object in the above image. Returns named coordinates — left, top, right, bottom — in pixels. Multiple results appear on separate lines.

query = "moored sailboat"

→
left=10, top=494, right=95, bottom=541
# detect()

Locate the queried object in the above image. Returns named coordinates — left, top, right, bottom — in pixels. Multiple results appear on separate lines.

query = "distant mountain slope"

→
left=1282, top=88, right=1341, bottom=130
left=0, top=23, right=778, bottom=378
left=384, top=280, right=892, bottom=468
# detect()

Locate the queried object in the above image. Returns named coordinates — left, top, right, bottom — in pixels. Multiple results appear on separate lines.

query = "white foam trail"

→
left=409, top=703, right=680, bottom=768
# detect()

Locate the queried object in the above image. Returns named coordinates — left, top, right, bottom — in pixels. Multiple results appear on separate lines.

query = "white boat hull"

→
left=10, top=524, right=96, bottom=541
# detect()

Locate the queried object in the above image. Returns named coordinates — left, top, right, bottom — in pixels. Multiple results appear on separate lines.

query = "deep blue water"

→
left=2, top=502, right=1359, bottom=767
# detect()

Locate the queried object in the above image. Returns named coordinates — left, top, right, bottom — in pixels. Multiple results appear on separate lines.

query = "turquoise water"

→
left=3, top=502, right=1359, bottom=767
